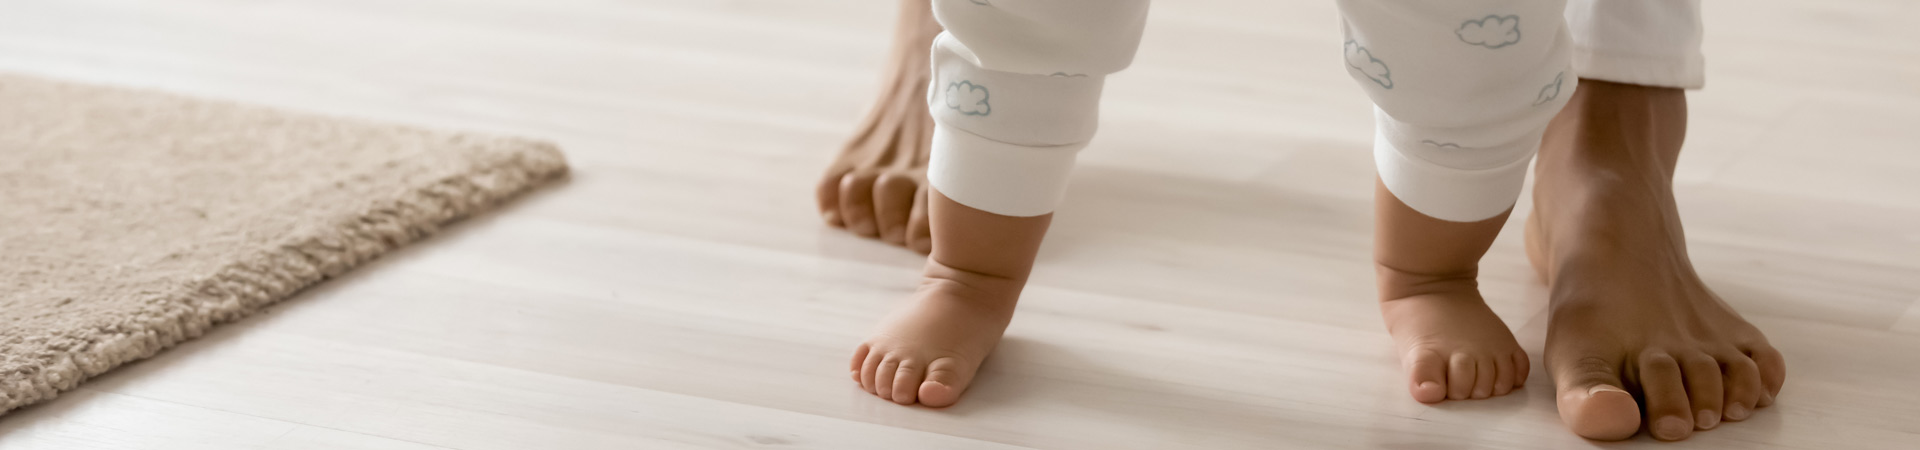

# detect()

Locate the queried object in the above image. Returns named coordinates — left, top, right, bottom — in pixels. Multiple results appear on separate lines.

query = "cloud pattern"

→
left=1534, top=71, right=1565, bottom=105
left=1456, top=15, right=1521, bottom=49
left=945, top=80, right=991, bottom=116
left=1344, top=40, right=1392, bottom=89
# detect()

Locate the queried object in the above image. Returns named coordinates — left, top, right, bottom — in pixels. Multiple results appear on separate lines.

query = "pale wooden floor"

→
left=2, top=0, right=1917, bottom=448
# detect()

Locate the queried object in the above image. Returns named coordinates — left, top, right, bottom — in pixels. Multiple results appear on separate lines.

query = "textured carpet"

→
left=0, top=73, right=569, bottom=415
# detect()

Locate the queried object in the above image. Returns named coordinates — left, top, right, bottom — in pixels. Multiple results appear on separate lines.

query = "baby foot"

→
left=1379, top=279, right=1530, bottom=403
left=851, top=263, right=1019, bottom=406
left=1372, top=178, right=1530, bottom=404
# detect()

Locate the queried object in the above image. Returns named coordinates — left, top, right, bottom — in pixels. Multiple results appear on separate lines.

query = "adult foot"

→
left=818, top=0, right=941, bottom=254
left=851, top=260, right=1019, bottom=406
left=1529, top=80, right=1787, bottom=441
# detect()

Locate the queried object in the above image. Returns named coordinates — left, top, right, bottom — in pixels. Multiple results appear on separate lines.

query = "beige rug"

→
left=0, top=74, right=568, bottom=415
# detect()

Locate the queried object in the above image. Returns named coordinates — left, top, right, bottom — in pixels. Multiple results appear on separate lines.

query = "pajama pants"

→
left=925, top=0, right=1705, bottom=222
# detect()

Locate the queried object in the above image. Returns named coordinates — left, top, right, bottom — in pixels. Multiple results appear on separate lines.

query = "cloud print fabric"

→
left=1456, top=15, right=1522, bottom=48
left=1337, top=0, right=1576, bottom=222
left=944, top=80, right=991, bottom=116
left=1344, top=40, right=1393, bottom=89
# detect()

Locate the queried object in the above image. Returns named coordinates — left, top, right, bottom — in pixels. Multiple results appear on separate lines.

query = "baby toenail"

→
left=1696, top=410, right=1719, bottom=429
left=1727, top=403, right=1750, bottom=420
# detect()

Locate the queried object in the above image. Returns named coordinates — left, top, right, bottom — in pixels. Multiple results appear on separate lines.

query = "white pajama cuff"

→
left=1565, top=0, right=1706, bottom=89
left=1573, top=47, right=1705, bottom=89
left=927, top=125, right=1085, bottom=217
left=1374, top=128, right=1534, bottom=223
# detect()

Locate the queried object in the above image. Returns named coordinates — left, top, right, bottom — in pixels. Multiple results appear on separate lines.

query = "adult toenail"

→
left=1588, top=385, right=1626, bottom=396
left=1726, top=403, right=1750, bottom=420
left=1696, top=410, right=1719, bottom=429
left=1655, top=417, right=1690, bottom=439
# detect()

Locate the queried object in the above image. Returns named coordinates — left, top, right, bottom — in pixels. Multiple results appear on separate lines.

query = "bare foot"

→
left=818, top=0, right=940, bottom=254
left=1380, top=290, right=1530, bottom=403
left=1530, top=80, right=1787, bottom=441
left=851, top=260, right=1018, bottom=406
left=1374, top=179, right=1530, bottom=404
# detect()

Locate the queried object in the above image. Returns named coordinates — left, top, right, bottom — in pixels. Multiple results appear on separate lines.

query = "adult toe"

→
left=1637, top=353, right=1695, bottom=441
left=1720, top=352, right=1764, bottom=422
left=1552, top=353, right=1639, bottom=441
left=1747, top=343, right=1787, bottom=406
left=872, top=172, right=919, bottom=246
left=1512, top=350, right=1531, bottom=389
left=838, top=170, right=881, bottom=238
left=1680, top=352, right=1724, bottom=430
left=817, top=169, right=850, bottom=227
left=906, top=185, right=932, bottom=255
